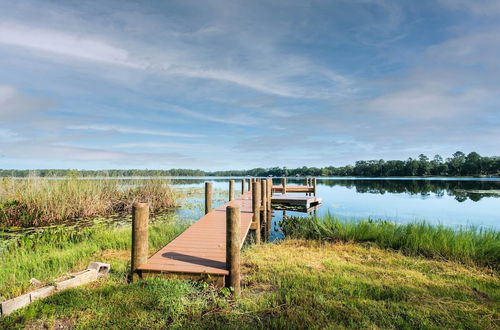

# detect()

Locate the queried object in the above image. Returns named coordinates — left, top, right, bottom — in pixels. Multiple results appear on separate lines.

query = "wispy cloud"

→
left=67, top=125, right=202, bottom=138
left=0, top=23, right=144, bottom=68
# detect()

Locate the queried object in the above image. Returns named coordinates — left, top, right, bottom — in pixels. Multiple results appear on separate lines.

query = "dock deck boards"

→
left=271, top=194, right=322, bottom=209
left=137, top=191, right=254, bottom=276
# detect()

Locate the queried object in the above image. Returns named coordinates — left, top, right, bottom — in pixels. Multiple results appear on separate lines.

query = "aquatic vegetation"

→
left=0, top=177, right=177, bottom=227
left=280, top=214, right=500, bottom=267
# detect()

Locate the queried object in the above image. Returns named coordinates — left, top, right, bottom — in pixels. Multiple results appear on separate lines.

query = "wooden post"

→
left=313, top=177, right=317, bottom=196
left=282, top=177, right=287, bottom=195
left=252, top=181, right=261, bottom=244
left=267, top=179, right=272, bottom=209
left=205, top=182, right=212, bottom=214
left=241, top=179, right=245, bottom=194
left=226, top=205, right=241, bottom=296
left=229, top=179, right=235, bottom=201
left=131, top=202, right=149, bottom=280
left=261, top=179, right=267, bottom=227
left=247, top=179, right=252, bottom=192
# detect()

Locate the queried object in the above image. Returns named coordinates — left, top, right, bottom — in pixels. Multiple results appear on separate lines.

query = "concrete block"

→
left=30, top=285, right=56, bottom=302
left=55, top=269, right=98, bottom=291
left=1, top=293, right=31, bottom=316
left=87, top=261, right=111, bottom=277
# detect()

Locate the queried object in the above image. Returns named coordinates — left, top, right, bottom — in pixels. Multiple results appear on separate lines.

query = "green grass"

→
left=1, top=240, right=498, bottom=329
left=0, top=215, right=187, bottom=299
left=0, top=177, right=177, bottom=227
left=280, top=214, right=500, bottom=268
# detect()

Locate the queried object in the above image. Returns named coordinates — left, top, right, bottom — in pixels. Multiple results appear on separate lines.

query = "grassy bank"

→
left=281, top=215, right=500, bottom=268
left=0, top=215, right=186, bottom=299
left=1, top=240, right=498, bottom=329
left=0, top=177, right=177, bottom=227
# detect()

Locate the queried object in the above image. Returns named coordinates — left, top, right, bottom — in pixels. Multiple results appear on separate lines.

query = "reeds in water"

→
left=281, top=214, right=500, bottom=267
left=0, top=177, right=177, bottom=227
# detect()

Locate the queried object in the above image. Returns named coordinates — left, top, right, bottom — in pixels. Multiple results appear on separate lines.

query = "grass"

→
left=280, top=214, right=500, bottom=268
left=0, top=215, right=186, bottom=299
left=0, top=177, right=177, bottom=227
left=1, top=240, right=498, bottom=329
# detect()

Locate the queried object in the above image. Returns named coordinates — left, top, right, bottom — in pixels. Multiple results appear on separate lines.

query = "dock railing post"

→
left=226, top=205, right=241, bottom=296
left=313, top=177, right=317, bottom=196
left=267, top=179, right=272, bottom=209
left=261, top=179, right=267, bottom=223
left=247, top=178, right=252, bottom=192
left=131, top=202, right=150, bottom=281
left=282, top=177, right=287, bottom=195
left=229, top=179, right=235, bottom=201
left=252, top=181, right=261, bottom=244
left=241, top=179, right=245, bottom=194
left=205, top=182, right=213, bottom=214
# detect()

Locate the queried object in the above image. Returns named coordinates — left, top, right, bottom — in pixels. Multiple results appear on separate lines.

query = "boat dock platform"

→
left=131, top=177, right=321, bottom=292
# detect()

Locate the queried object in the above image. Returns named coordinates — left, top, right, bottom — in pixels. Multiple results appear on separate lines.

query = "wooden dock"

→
left=271, top=194, right=322, bottom=209
left=130, top=177, right=318, bottom=291
left=136, top=191, right=255, bottom=285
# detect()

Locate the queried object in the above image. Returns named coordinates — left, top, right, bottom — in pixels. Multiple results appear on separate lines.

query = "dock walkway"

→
left=136, top=191, right=254, bottom=284
left=133, top=178, right=319, bottom=287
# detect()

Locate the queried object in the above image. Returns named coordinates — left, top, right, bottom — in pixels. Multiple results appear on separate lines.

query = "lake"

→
left=168, top=177, right=500, bottom=241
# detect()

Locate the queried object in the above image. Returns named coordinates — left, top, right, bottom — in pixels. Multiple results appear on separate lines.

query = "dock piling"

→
left=241, top=179, right=245, bottom=194
left=229, top=180, right=235, bottom=201
left=313, top=178, right=317, bottom=196
left=226, top=205, right=241, bottom=296
left=282, top=177, right=287, bottom=194
left=261, top=179, right=267, bottom=227
left=205, top=182, right=213, bottom=214
left=252, top=181, right=261, bottom=244
left=131, top=202, right=150, bottom=280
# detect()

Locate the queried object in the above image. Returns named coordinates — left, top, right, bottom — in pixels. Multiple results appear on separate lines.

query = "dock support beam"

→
left=229, top=179, right=235, bottom=201
left=205, top=182, right=212, bottom=214
left=261, top=179, right=267, bottom=228
left=226, top=205, right=241, bottom=296
left=131, top=202, right=149, bottom=281
left=252, top=181, right=261, bottom=244
left=282, top=177, right=287, bottom=195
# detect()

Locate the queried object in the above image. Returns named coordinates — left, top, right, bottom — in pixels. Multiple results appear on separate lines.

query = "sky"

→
left=0, top=0, right=499, bottom=170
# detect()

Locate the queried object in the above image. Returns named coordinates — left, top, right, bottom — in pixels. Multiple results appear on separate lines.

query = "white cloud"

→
left=67, top=124, right=202, bottom=138
left=0, top=23, right=144, bottom=68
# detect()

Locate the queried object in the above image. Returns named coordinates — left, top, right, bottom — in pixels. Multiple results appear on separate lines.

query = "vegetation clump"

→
left=0, top=177, right=177, bottom=227
left=281, top=215, right=500, bottom=268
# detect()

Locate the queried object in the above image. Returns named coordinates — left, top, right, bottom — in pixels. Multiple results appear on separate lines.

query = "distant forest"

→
left=1, top=151, right=499, bottom=178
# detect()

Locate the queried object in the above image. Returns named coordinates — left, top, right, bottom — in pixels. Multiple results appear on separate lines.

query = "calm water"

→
left=2, top=177, right=498, bottom=246
left=167, top=177, right=500, bottom=241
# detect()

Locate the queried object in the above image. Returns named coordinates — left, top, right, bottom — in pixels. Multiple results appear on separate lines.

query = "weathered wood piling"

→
left=131, top=202, right=149, bottom=280
left=205, top=182, right=212, bottom=214
left=226, top=205, right=241, bottom=296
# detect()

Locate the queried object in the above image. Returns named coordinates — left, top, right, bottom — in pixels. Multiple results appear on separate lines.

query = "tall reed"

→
left=0, top=177, right=177, bottom=227
left=281, top=214, right=500, bottom=267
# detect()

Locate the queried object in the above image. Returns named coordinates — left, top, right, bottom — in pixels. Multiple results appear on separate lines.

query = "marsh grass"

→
left=0, top=177, right=177, bottom=227
left=1, top=240, right=498, bottom=329
left=0, top=216, right=186, bottom=299
left=281, top=214, right=500, bottom=267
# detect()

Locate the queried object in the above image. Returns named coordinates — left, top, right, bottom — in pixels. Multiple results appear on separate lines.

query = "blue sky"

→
left=0, top=0, right=499, bottom=170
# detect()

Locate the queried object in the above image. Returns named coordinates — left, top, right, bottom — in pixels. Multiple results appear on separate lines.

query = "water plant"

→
left=0, top=177, right=177, bottom=227
left=280, top=214, right=500, bottom=267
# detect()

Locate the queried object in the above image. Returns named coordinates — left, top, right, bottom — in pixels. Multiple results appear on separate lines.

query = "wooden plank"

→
left=137, top=192, right=254, bottom=277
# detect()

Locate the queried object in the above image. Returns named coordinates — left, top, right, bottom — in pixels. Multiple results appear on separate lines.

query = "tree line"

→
left=1, top=151, right=499, bottom=178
